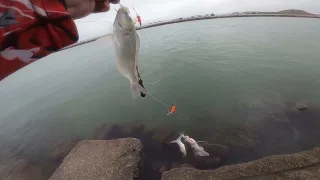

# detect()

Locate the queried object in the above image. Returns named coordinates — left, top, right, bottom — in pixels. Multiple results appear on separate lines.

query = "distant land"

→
left=241, top=9, right=315, bottom=16
left=137, top=9, right=319, bottom=30
left=61, top=9, right=319, bottom=50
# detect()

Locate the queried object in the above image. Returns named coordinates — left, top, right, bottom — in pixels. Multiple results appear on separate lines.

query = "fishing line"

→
left=130, top=7, right=170, bottom=112
left=114, top=5, right=170, bottom=113
left=130, top=7, right=162, bottom=85
left=147, top=93, right=169, bottom=113
left=126, top=21, right=168, bottom=112
left=141, top=64, right=162, bottom=85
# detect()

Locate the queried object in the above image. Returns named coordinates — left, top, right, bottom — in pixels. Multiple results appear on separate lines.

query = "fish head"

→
left=114, top=6, right=135, bottom=31
left=184, top=136, right=196, bottom=145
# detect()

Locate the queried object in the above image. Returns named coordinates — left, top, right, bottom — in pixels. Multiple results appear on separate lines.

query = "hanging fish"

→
left=112, top=6, right=147, bottom=99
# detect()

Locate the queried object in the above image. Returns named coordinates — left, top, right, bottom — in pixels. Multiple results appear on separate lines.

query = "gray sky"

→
left=75, top=0, right=319, bottom=41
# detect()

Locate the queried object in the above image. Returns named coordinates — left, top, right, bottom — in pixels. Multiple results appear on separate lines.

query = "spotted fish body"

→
left=112, top=6, right=147, bottom=99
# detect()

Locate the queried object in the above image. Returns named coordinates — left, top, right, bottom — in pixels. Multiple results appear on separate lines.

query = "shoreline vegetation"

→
left=61, top=9, right=319, bottom=50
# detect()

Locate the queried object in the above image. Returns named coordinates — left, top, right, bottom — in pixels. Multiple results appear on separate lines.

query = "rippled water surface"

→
left=1, top=17, right=320, bottom=178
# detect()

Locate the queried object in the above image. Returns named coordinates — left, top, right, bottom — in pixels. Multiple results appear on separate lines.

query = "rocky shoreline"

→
left=48, top=139, right=320, bottom=180
left=162, top=147, right=320, bottom=180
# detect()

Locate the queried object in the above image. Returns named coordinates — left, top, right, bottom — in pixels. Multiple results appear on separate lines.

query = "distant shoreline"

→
left=137, top=14, right=320, bottom=30
left=61, top=14, right=319, bottom=50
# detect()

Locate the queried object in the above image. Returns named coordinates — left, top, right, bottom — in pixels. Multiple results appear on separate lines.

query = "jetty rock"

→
left=162, top=147, right=320, bottom=180
left=49, top=138, right=144, bottom=180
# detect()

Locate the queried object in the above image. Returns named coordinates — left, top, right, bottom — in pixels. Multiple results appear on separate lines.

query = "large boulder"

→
left=162, top=147, right=320, bottom=180
left=49, top=138, right=144, bottom=180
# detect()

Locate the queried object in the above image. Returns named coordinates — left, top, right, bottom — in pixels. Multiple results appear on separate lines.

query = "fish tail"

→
left=131, top=80, right=147, bottom=100
left=170, top=135, right=182, bottom=144
left=170, top=139, right=178, bottom=144
left=196, top=150, right=210, bottom=157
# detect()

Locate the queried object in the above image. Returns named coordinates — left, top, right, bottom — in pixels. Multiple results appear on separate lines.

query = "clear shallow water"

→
left=1, top=17, right=320, bottom=174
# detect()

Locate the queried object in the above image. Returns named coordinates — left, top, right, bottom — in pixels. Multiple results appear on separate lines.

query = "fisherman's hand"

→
left=64, top=0, right=120, bottom=19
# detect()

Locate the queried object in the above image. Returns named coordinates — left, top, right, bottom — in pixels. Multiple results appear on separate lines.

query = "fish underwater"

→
left=112, top=6, right=147, bottom=99
left=184, top=135, right=210, bottom=157
left=170, top=132, right=210, bottom=157
left=170, top=132, right=187, bottom=157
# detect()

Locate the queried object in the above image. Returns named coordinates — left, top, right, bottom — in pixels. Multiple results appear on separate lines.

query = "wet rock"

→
left=224, top=134, right=258, bottom=152
left=152, top=162, right=170, bottom=173
left=49, top=138, right=144, bottom=180
left=202, top=143, right=230, bottom=157
left=0, top=157, right=46, bottom=180
left=51, top=141, right=77, bottom=162
left=93, top=124, right=112, bottom=140
left=207, top=156, right=221, bottom=164
left=180, top=163, right=194, bottom=168
left=158, top=163, right=172, bottom=174
left=161, top=147, right=320, bottom=180
left=171, top=162, right=184, bottom=169
left=189, top=155, right=222, bottom=170
left=152, top=129, right=175, bottom=143
left=292, top=101, right=308, bottom=111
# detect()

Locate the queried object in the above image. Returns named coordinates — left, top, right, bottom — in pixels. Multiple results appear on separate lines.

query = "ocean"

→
left=1, top=17, right=320, bottom=179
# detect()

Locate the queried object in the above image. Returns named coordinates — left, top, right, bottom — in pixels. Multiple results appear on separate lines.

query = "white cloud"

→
left=74, top=0, right=320, bottom=41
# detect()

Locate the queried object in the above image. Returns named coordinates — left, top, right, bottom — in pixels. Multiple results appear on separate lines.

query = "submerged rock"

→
left=202, top=143, right=230, bottom=157
left=0, top=156, right=46, bottom=180
left=51, top=141, right=77, bottom=162
left=162, top=147, right=320, bottom=180
left=93, top=124, right=113, bottom=140
left=49, top=138, right=144, bottom=180
left=292, top=101, right=309, bottom=112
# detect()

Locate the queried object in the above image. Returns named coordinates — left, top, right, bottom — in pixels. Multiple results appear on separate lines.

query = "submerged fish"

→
left=184, top=135, right=210, bottom=157
left=112, top=6, right=147, bottom=99
left=170, top=132, right=187, bottom=156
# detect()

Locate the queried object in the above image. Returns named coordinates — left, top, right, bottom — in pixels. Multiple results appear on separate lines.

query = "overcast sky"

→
left=75, top=0, right=319, bottom=41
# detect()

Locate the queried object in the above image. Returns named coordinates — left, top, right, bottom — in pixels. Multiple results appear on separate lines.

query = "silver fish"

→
left=184, top=135, right=210, bottom=157
left=170, top=132, right=187, bottom=156
left=112, top=6, right=147, bottom=99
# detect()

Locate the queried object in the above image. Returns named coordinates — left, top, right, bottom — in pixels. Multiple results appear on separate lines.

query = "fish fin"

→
left=131, top=81, right=147, bottom=100
left=198, top=145, right=204, bottom=151
left=196, top=150, right=210, bottom=157
left=170, top=140, right=178, bottom=144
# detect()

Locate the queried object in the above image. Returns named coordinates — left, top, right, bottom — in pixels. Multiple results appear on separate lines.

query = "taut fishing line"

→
left=127, top=6, right=170, bottom=113
left=130, top=6, right=164, bottom=85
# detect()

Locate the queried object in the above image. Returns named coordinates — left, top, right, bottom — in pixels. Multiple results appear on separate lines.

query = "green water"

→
left=1, top=17, right=320, bottom=158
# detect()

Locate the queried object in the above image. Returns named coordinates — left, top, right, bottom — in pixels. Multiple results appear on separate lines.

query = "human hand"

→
left=93, top=0, right=120, bottom=13
left=64, top=0, right=120, bottom=19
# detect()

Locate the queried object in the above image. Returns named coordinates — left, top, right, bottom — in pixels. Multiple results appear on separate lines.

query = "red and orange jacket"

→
left=0, top=0, right=108, bottom=81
